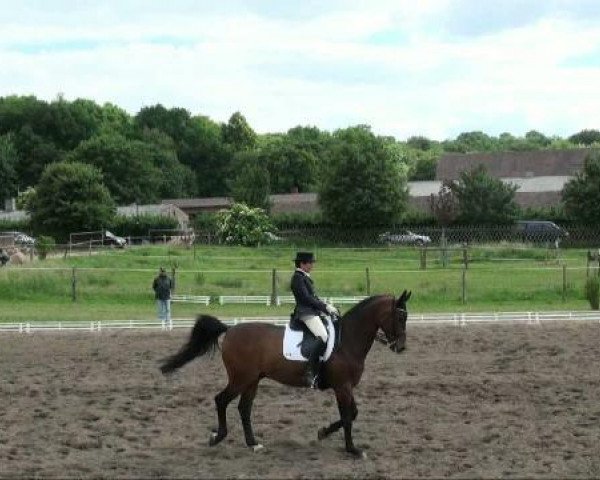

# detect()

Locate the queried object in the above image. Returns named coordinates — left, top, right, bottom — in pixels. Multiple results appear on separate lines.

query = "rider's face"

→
left=301, top=261, right=314, bottom=273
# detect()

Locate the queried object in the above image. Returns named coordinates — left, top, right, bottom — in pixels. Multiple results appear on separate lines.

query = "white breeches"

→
left=301, top=315, right=328, bottom=342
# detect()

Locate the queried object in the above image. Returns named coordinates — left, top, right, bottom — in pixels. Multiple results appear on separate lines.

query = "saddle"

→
left=283, top=311, right=341, bottom=361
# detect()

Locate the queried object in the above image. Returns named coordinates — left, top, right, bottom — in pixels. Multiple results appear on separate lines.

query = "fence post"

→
left=587, top=251, right=591, bottom=278
left=461, top=268, right=466, bottom=304
left=366, top=267, right=371, bottom=295
left=562, top=264, right=567, bottom=302
left=171, top=267, right=177, bottom=292
left=271, top=269, right=278, bottom=307
left=71, top=267, right=77, bottom=302
left=420, top=247, right=427, bottom=270
left=463, top=245, right=469, bottom=269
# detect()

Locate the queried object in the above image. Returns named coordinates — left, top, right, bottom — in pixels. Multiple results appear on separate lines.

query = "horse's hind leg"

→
left=209, top=385, right=239, bottom=446
left=318, top=396, right=357, bottom=440
left=238, top=380, right=261, bottom=450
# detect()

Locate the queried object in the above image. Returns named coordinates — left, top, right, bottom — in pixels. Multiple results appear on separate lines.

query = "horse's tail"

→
left=160, top=315, right=228, bottom=374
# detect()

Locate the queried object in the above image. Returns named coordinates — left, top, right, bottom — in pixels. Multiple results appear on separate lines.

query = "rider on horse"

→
left=290, top=251, right=339, bottom=388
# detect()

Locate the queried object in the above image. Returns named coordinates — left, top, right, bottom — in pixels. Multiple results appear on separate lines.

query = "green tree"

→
left=16, top=186, right=36, bottom=210
left=13, top=126, right=64, bottom=188
left=216, top=202, right=275, bottom=246
left=140, top=128, right=197, bottom=198
left=0, top=134, right=18, bottom=200
left=179, top=115, right=232, bottom=197
left=443, top=131, right=498, bottom=153
left=29, top=162, right=115, bottom=241
left=450, top=165, right=519, bottom=224
left=319, top=126, right=409, bottom=226
left=0, top=95, right=47, bottom=136
left=382, top=140, right=438, bottom=181
left=134, top=104, right=192, bottom=145
left=43, top=97, right=105, bottom=150
left=524, top=130, right=551, bottom=148
left=406, top=135, right=436, bottom=151
left=228, top=151, right=271, bottom=210
left=562, top=151, right=600, bottom=223
left=263, top=141, right=318, bottom=193
left=68, top=134, right=162, bottom=204
left=222, top=112, right=257, bottom=151
left=98, top=103, right=133, bottom=136
left=568, top=129, right=600, bottom=146
left=430, top=181, right=458, bottom=227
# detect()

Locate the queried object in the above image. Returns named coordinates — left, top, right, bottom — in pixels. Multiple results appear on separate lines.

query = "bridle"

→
left=375, top=297, right=406, bottom=352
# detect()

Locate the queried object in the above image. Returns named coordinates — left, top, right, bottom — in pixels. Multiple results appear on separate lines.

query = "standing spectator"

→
left=0, top=248, right=9, bottom=267
left=152, top=267, right=173, bottom=326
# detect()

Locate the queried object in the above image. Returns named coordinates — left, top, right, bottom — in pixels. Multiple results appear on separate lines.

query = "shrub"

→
left=36, top=235, right=56, bottom=260
left=216, top=203, right=275, bottom=247
left=585, top=276, right=599, bottom=310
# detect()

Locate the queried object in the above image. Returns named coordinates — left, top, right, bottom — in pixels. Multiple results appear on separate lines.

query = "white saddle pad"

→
left=283, top=316, right=336, bottom=362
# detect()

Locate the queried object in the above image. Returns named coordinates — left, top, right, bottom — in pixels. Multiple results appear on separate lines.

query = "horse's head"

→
left=379, top=290, right=411, bottom=353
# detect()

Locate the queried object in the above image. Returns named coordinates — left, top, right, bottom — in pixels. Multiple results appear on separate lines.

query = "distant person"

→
left=152, top=267, right=173, bottom=325
left=0, top=248, right=9, bottom=267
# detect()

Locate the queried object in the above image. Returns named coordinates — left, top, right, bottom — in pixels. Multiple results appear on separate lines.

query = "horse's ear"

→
left=397, top=290, right=411, bottom=306
left=398, top=290, right=407, bottom=304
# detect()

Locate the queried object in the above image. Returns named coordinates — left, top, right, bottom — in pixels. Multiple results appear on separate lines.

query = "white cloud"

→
left=0, top=1, right=599, bottom=140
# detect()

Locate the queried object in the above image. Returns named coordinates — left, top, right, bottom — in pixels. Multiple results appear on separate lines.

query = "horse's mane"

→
left=341, top=294, right=389, bottom=323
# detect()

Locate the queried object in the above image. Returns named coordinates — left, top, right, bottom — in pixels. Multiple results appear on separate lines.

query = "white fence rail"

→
left=218, top=295, right=271, bottom=305
left=0, top=311, right=599, bottom=334
left=171, top=294, right=211, bottom=305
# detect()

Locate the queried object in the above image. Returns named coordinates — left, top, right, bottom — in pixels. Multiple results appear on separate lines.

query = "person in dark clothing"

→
left=0, top=248, right=9, bottom=267
left=152, top=267, right=174, bottom=326
left=290, top=251, right=339, bottom=388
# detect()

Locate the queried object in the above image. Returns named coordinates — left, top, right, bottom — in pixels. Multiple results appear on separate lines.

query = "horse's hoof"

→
left=348, top=448, right=366, bottom=460
left=317, top=427, right=328, bottom=440
left=209, top=430, right=226, bottom=447
left=251, top=443, right=264, bottom=452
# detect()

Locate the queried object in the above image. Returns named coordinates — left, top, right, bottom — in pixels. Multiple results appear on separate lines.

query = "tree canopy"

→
left=28, top=161, right=115, bottom=241
left=450, top=165, right=519, bottom=224
left=1, top=93, right=598, bottom=234
left=562, top=151, right=600, bottom=223
left=0, top=134, right=18, bottom=200
left=318, top=126, right=409, bottom=226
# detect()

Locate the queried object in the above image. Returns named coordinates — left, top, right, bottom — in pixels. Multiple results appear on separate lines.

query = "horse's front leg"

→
left=334, top=385, right=364, bottom=458
left=317, top=396, right=357, bottom=440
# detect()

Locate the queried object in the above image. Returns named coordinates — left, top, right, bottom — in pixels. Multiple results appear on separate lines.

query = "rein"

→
left=375, top=296, right=405, bottom=350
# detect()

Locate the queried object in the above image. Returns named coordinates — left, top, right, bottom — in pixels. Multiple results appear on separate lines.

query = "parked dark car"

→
left=515, top=221, right=569, bottom=245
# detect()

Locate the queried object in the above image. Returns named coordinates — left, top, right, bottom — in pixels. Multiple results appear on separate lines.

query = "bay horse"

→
left=160, top=290, right=411, bottom=457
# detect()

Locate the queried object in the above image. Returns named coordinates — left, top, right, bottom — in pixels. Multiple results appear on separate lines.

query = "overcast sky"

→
left=1, top=0, right=599, bottom=140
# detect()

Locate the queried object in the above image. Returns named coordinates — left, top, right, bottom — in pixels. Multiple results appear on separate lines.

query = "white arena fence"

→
left=1, top=311, right=599, bottom=334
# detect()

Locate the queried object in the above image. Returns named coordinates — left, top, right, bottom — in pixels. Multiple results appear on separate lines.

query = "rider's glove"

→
left=325, top=303, right=339, bottom=316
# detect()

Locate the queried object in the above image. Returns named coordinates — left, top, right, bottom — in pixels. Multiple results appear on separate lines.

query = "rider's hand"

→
left=326, top=303, right=339, bottom=316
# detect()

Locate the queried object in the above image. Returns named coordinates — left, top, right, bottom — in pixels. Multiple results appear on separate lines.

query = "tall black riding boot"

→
left=304, top=338, right=326, bottom=389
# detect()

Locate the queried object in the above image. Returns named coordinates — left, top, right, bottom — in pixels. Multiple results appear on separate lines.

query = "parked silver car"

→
left=0, top=231, right=36, bottom=246
left=104, top=230, right=127, bottom=248
left=379, top=230, right=432, bottom=246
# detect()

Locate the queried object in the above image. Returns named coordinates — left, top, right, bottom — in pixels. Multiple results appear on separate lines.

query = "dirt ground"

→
left=1, top=322, right=600, bottom=479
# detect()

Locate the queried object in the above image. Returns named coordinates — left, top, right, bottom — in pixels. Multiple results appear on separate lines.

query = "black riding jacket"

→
left=290, top=269, right=328, bottom=316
